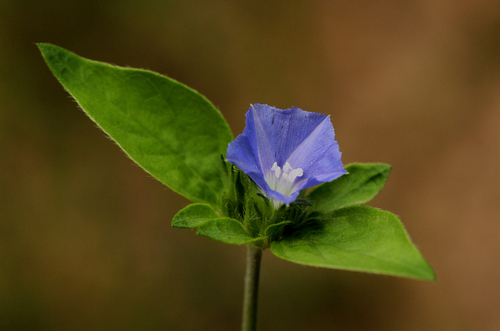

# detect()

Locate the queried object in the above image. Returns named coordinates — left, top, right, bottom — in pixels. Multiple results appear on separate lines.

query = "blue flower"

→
left=226, top=104, right=347, bottom=206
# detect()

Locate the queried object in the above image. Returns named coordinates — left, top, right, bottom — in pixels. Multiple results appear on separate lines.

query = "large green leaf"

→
left=197, top=218, right=262, bottom=245
left=38, top=43, right=233, bottom=205
left=171, top=203, right=220, bottom=229
left=271, top=206, right=435, bottom=280
left=308, top=163, right=392, bottom=213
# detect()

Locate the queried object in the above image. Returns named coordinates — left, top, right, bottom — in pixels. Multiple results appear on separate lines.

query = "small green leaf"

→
left=308, top=163, right=392, bottom=213
left=37, top=43, right=233, bottom=206
left=270, top=206, right=435, bottom=280
left=172, top=203, right=219, bottom=229
left=197, top=218, right=261, bottom=245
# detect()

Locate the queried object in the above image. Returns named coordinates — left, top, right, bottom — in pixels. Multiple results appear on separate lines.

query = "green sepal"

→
left=37, top=43, right=233, bottom=206
left=197, top=218, right=264, bottom=245
left=308, top=163, right=392, bottom=213
left=270, top=206, right=436, bottom=280
left=172, top=203, right=219, bottom=229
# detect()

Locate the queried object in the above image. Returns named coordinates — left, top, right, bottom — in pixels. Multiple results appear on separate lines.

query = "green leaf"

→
left=37, top=43, right=233, bottom=206
left=197, top=218, right=262, bottom=245
left=173, top=205, right=265, bottom=246
left=172, top=203, right=219, bottom=229
left=270, top=206, right=435, bottom=280
left=308, top=163, right=392, bottom=213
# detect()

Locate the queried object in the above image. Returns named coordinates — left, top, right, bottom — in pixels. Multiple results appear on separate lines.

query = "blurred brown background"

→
left=1, top=0, right=500, bottom=330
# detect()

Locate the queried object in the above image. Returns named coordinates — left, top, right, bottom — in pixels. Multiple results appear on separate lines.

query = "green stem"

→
left=242, top=244, right=263, bottom=331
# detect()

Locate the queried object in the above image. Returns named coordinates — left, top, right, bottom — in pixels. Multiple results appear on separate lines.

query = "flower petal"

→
left=226, top=104, right=346, bottom=205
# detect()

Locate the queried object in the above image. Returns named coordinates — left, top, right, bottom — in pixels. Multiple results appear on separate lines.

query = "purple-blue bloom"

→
left=226, top=104, right=347, bottom=206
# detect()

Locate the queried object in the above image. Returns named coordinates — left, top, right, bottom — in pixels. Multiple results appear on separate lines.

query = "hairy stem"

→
left=242, top=244, right=263, bottom=331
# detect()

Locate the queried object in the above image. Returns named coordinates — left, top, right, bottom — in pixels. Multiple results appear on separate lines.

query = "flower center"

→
left=265, top=161, right=303, bottom=197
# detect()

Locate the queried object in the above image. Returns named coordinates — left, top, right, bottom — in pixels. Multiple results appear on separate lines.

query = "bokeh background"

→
left=2, top=1, right=500, bottom=330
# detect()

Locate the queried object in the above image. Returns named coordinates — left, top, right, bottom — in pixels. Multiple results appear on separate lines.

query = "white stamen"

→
left=288, top=168, right=303, bottom=182
left=283, top=162, right=293, bottom=173
left=265, top=161, right=304, bottom=198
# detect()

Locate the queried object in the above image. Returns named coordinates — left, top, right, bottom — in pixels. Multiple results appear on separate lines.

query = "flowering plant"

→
left=38, top=43, right=435, bottom=331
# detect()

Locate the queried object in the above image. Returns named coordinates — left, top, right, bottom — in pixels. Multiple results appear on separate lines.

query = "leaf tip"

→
left=36, top=42, right=57, bottom=56
left=420, top=263, right=437, bottom=282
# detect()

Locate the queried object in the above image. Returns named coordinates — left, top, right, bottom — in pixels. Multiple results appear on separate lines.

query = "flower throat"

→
left=265, top=161, right=303, bottom=197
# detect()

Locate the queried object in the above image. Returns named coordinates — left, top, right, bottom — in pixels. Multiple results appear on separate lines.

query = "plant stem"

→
left=242, top=244, right=263, bottom=331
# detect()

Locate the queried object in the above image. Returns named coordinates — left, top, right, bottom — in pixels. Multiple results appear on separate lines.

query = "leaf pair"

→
left=268, top=163, right=435, bottom=280
left=38, top=44, right=435, bottom=280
